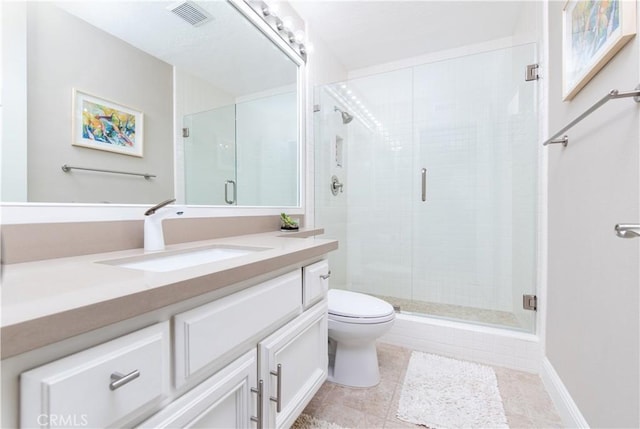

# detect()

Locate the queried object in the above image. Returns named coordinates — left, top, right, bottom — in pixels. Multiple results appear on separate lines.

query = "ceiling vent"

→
left=167, top=1, right=213, bottom=27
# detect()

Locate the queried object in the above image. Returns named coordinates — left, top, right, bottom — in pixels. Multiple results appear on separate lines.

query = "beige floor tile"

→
left=361, top=414, right=388, bottom=429
left=313, top=402, right=366, bottom=428
left=297, top=343, right=563, bottom=429
left=384, top=418, right=421, bottom=428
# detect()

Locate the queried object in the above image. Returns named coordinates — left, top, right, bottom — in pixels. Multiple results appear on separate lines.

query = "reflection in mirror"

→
left=1, top=1, right=299, bottom=206
left=185, top=91, right=298, bottom=206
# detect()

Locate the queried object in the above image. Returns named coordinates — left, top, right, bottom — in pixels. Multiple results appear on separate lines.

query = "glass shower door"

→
left=184, top=105, right=237, bottom=205
left=411, top=44, right=538, bottom=332
left=341, top=68, right=415, bottom=303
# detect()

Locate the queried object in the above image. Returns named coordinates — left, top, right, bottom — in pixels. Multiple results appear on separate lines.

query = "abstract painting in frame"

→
left=72, top=89, right=144, bottom=157
left=562, top=0, right=637, bottom=101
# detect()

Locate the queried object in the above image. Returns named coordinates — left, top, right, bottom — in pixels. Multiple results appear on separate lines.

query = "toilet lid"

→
left=328, top=289, right=395, bottom=319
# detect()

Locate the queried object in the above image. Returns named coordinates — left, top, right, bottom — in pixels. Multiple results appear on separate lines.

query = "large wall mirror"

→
left=2, top=0, right=301, bottom=207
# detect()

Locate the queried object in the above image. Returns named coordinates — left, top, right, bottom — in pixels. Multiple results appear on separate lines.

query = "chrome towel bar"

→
left=615, top=224, right=640, bottom=239
left=543, top=85, right=640, bottom=147
left=61, top=164, right=156, bottom=179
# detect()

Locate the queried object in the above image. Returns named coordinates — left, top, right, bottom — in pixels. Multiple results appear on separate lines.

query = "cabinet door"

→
left=138, top=350, right=258, bottom=429
left=259, top=301, right=328, bottom=429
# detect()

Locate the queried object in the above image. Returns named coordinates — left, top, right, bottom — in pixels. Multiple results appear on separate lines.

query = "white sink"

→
left=100, top=245, right=268, bottom=272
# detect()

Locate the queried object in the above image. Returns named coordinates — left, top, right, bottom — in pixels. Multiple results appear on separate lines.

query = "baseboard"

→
left=540, top=357, right=589, bottom=428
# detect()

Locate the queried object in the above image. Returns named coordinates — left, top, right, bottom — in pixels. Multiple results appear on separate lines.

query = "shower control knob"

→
left=331, top=175, right=344, bottom=196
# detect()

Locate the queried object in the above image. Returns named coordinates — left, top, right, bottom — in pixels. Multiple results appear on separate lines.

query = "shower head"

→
left=334, top=106, right=354, bottom=124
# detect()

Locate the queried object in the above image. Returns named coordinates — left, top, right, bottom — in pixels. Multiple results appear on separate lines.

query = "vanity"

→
left=1, top=229, right=337, bottom=428
left=0, top=0, right=325, bottom=426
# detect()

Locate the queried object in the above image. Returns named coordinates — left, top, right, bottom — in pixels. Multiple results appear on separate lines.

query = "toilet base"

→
left=328, top=339, right=380, bottom=388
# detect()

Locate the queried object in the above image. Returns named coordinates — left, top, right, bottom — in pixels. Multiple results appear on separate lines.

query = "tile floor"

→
left=300, top=343, right=563, bottom=428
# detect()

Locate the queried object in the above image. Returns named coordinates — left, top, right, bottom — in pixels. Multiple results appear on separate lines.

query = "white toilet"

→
left=327, top=289, right=395, bottom=388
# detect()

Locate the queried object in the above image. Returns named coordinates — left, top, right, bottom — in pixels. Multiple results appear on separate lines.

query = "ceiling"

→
left=289, top=1, right=526, bottom=71
left=56, top=1, right=297, bottom=97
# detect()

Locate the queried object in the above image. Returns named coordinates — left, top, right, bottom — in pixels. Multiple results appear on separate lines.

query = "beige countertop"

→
left=1, top=229, right=337, bottom=359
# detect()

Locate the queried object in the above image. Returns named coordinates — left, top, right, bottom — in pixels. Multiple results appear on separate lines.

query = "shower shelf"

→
left=543, top=84, right=640, bottom=147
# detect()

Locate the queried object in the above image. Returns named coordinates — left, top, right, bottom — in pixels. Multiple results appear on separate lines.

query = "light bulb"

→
left=282, top=16, right=293, bottom=31
left=294, top=30, right=305, bottom=43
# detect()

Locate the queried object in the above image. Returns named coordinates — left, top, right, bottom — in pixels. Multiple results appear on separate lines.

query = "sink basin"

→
left=99, top=245, right=268, bottom=272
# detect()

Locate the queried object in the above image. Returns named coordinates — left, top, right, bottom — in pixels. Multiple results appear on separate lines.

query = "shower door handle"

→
left=224, top=180, right=236, bottom=205
left=421, top=168, right=427, bottom=202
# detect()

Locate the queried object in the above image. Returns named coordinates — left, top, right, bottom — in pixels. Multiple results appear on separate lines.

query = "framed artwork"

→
left=72, top=89, right=144, bottom=157
left=562, top=0, right=637, bottom=101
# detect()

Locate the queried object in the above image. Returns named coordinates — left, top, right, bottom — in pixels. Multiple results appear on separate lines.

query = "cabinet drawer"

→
left=174, top=270, right=302, bottom=387
left=20, top=323, right=170, bottom=429
left=303, top=260, right=329, bottom=309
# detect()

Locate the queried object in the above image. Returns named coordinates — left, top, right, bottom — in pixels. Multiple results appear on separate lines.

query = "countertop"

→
left=1, top=229, right=338, bottom=359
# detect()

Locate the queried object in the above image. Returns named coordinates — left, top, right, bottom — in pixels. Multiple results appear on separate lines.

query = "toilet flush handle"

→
left=320, top=271, right=331, bottom=280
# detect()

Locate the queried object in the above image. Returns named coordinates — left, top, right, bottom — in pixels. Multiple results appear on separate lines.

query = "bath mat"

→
left=397, top=352, right=508, bottom=429
left=291, top=413, right=346, bottom=429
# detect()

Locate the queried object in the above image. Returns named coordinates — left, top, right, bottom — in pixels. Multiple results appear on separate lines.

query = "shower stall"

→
left=315, top=44, right=539, bottom=333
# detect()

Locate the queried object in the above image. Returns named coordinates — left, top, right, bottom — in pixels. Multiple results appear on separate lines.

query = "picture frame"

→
left=72, top=89, right=144, bottom=157
left=562, top=0, right=637, bottom=101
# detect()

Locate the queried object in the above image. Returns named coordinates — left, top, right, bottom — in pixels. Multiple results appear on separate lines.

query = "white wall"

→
left=1, top=2, right=27, bottom=202
left=546, top=1, right=640, bottom=427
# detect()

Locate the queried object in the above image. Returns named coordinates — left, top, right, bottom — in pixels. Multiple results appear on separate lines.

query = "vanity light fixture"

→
left=248, top=0, right=307, bottom=61
left=281, top=16, right=294, bottom=31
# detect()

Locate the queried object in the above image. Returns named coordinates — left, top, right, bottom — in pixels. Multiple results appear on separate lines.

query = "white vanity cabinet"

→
left=18, top=260, right=330, bottom=429
left=141, top=302, right=327, bottom=429
left=164, top=265, right=328, bottom=429
left=138, top=349, right=259, bottom=429
left=20, top=322, right=170, bottom=429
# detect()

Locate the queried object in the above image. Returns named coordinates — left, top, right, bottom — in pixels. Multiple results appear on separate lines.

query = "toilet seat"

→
left=328, top=289, right=395, bottom=324
left=328, top=312, right=395, bottom=324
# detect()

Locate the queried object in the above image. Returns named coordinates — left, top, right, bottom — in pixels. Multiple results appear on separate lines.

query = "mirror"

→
left=1, top=1, right=300, bottom=206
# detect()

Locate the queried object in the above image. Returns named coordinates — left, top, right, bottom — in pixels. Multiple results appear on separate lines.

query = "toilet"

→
left=327, top=289, right=395, bottom=388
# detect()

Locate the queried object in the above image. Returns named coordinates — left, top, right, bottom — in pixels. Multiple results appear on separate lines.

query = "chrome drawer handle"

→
left=109, top=370, right=140, bottom=391
left=269, top=364, right=282, bottom=413
left=320, top=271, right=331, bottom=280
left=250, top=379, right=263, bottom=428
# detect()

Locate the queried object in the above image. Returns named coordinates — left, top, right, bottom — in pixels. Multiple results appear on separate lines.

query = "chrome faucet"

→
left=144, top=198, right=184, bottom=252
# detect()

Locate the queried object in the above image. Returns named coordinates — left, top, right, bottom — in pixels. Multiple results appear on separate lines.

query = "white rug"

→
left=291, top=413, right=346, bottom=429
left=397, top=352, right=509, bottom=429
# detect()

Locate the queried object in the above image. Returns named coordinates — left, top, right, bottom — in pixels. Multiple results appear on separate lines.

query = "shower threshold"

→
left=374, top=294, right=523, bottom=330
